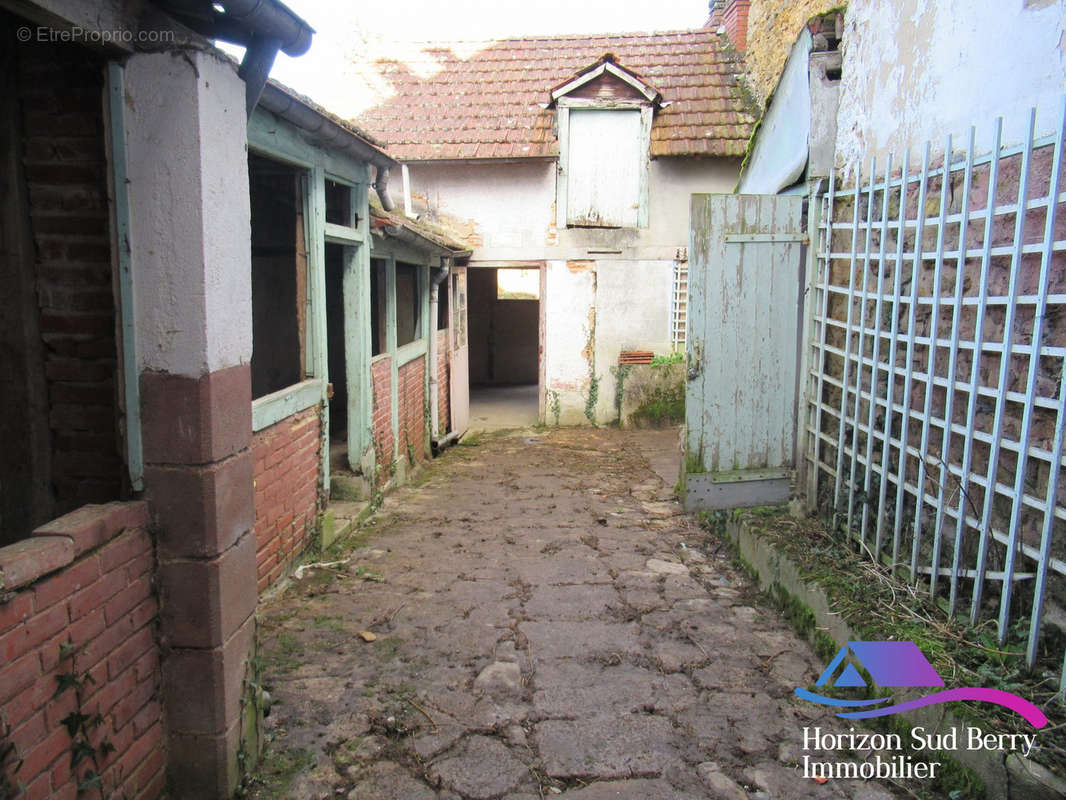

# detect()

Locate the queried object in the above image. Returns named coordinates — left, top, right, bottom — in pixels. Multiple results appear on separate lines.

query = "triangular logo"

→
left=834, top=663, right=867, bottom=687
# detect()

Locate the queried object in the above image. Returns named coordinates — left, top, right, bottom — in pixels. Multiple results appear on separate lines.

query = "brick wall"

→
left=398, top=356, right=428, bottom=464
left=371, top=355, right=394, bottom=480
left=252, top=405, right=322, bottom=594
left=17, top=38, right=122, bottom=514
left=0, top=502, right=164, bottom=799
left=436, top=330, right=451, bottom=436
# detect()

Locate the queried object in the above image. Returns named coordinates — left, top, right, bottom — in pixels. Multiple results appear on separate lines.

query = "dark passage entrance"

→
left=467, top=266, right=540, bottom=429
left=325, top=243, right=347, bottom=444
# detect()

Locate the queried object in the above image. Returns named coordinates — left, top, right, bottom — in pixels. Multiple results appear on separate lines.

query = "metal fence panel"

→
left=805, top=101, right=1066, bottom=685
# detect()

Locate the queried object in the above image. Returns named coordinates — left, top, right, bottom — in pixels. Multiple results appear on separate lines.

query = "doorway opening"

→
left=467, top=265, right=541, bottom=429
left=325, top=243, right=348, bottom=472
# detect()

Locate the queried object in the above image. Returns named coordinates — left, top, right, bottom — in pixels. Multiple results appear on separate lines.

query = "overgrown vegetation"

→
left=547, top=389, right=561, bottom=427
left=55, top=639, right=115, bottom=796
left=698, top=509, right=1066, bottom=781
left=0, top=715, right=21, bottom=800
left=629, top=385, right=684, bottom=427
left=649, top=351, right=684, bottom=366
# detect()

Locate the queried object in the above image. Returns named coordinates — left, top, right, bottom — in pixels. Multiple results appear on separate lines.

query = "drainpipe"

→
left=374, top=165, right=395, bottom=212
left=429, top=259, right=451, bottom=447
left=162, top=0, right=315, bottom=117
left=238, top=33, right=282, bottom=117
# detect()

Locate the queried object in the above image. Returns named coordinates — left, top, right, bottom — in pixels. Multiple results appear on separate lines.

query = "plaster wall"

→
left=408, top=156, right=735, bottom=423
left=593, top=260, right=674, bottom=422
left=543, top=261, right=596, bottom=425
left=738, top=29, right=813, bottom=195
left=835, top=0, right=1066, bottom=168
left=125, top=51, right=251, bottom=377
left=408, top=157, right=738, bottom=261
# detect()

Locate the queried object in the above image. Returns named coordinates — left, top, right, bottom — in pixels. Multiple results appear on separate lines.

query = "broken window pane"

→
left=325, top=179, right=353, bottom=226
left=370, top=258, right=386, bottom=357
left=396, top=262, right=421, bottom=347
left=249, top=153, right=307, bottom=399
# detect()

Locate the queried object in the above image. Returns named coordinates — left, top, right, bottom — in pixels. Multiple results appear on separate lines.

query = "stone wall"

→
left=741, top=0, right=840, bottom=106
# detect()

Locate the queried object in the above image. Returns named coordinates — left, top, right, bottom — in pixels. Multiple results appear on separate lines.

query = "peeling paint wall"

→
left=406, top=156, right=736, bottom=423
left=593, top=260, right=674, bottom=421
left=835, top=0, right=1066, bottom=168
left=544, top=261, right=596, bottom=425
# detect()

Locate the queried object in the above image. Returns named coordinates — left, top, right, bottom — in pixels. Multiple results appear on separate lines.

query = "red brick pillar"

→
left=123, top=50, right=256, bottom=798
left=722, top=0, right=751, bottom=52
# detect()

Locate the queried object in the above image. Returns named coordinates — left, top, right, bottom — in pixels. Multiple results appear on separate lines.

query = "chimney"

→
left=721, top=0, right=751, bottom=53
left=704, top=0, right=725, bottom=28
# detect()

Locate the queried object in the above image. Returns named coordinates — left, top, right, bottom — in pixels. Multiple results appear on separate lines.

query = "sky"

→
left=226, top=0, right=712, bottom=118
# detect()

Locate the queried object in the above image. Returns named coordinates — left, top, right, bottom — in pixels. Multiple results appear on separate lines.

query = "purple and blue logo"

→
left=795, top=641, right=1048, bottom=729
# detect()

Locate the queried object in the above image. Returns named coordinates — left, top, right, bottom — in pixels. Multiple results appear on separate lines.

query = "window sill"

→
left=252, top=378, right=323, bottom=432
left=396, top=338, right=428, bottom=366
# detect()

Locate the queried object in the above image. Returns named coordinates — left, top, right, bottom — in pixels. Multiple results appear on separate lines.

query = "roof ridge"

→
left=390, top=28, right=718, bottom=47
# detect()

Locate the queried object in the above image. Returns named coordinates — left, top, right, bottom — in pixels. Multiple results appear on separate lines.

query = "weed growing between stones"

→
left=698, top=508, right=1066, bottom=783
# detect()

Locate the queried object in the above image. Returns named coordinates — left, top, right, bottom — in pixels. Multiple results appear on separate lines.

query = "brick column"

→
left=122, top=50, right=255, bottom=798
left=722, top=0, right=751, bottom=52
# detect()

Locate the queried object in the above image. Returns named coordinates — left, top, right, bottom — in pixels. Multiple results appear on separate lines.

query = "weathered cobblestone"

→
left=249, top=428, right=904, bottom=799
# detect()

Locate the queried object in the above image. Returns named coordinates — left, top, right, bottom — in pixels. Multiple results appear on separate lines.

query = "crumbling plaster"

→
left=125, top=50, right=252, bottom=377
left=404, top=156, right=734, bottom=424
left=834, top=0, right=1066, bottom=169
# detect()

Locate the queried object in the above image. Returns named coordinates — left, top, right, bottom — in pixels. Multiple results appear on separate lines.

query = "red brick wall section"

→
left=723, top=0, right=751, bottom=52
left=17, top=39, right=122, bottom=512
left=252, top=405, right=322, bottom=594
left=436, top=330, right=451, bottom=436
left=398, top=356, right=428, bottom=464
left=0, top=502, right=164, bottom=799
left=371, top=356, right=394, bottom=481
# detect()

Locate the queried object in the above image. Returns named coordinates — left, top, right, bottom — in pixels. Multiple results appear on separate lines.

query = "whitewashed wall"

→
left=836, top=0, right=1066, bottom=168
left=407, top=156, right=738, bottom=423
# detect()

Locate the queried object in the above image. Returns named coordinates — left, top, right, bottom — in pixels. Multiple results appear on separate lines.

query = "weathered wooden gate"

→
left=684, top=193, right=806, bottom=510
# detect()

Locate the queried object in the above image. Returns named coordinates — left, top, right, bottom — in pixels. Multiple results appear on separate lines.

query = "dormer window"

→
left=551, top=55, right=661, bottom=229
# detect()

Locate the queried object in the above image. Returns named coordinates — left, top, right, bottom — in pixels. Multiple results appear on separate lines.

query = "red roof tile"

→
left=356, top=29, right=756, bottom=162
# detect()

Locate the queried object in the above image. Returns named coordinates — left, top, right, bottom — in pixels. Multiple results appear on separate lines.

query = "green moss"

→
left=629, top=385, right=684, bottom=427
left=612, top=364, right=632, bottom=423
left=698, top=508, right=1065, bottom=785
left=246, top=747, right=314, bottom=799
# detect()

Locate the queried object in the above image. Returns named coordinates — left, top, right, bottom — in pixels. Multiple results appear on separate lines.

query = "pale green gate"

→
left=684, top=193, right=806, bottom=510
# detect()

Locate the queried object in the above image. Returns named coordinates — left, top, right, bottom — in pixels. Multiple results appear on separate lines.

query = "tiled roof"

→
left=369, top=200, right=471, bottom=256
left=356, top=29, right=757, bottom=161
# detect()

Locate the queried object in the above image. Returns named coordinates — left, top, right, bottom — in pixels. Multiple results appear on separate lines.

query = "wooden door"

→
left=684, top=194, right=805, bottom=510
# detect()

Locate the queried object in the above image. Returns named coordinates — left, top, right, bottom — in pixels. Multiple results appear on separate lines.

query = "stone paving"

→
left=250, top=428, right=902, bottom=799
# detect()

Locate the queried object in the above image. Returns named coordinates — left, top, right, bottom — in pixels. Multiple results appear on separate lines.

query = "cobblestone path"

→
left=249, top=428, right=901, bottom=800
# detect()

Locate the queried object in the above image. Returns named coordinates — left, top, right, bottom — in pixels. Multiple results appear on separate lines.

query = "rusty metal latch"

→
left=686, top=343, right=702, bottom=381
left=326, top=382, right=335, bottom=399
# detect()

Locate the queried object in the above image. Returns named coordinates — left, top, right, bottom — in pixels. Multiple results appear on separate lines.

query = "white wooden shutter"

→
left=566, top=109, right=641, bottom=228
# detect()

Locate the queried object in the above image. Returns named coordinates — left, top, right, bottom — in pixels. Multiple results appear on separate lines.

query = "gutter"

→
left=155, top=0, right=315, bottom=116
left=256, top=83, right=399, bottom=208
